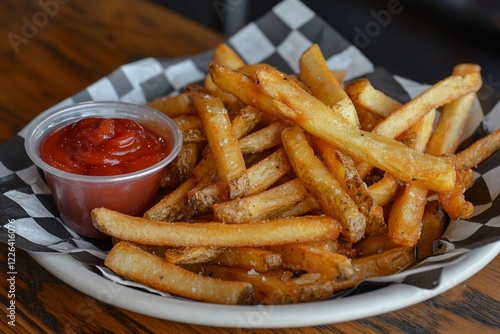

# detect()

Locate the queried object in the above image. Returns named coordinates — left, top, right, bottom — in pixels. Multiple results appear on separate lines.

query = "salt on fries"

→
left=91, top=43, right=500, bottom=305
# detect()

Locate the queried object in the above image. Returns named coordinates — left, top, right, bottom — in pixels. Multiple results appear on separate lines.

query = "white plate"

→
left=29, top=241, right=499, bottom=328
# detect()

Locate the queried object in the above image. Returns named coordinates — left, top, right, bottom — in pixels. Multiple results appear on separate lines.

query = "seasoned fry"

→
left=209, top=247, right=283, bottom=272
left=268, top=242, right=354, bottom=281
left=164, top=246, right=224, bottom=264
left=204, top=44, right=246, bottom=115
left=314, top=139, right=386, bottom=236
left=254, top=65, right=456, bottom=192
left=388, top=110, right=436, bottom=247
left=144, top=176, right=197, bottom=222
left=426, top=64, right=481, bottom=156
left=367, top=173, right=401, bottom=207
left=456, top=128, right=500, bottom=169
left=331, top=247, right=415, bottom=292
left=209, top=62, right=283, bottom=120
left=105, top=242, right=254, bottom=305
left=238, top=121, right=286, bottom=154
left=213, top=178, right=310, bottom=223
left=173, top=115, right=206, bottom=143
left=344, top=78, right=402, bottom=118
left=356, top=72, right=481, bottom=178
left=245, top=147, right=292, bottom=196
left=437, top=168, right=474, bottom=220
left=93, top=208, right=342, bottom=247
left=185, top=263, right=335, bottom=304
left=299, top=43, right=359, bottom=126
left=147, top=92, right=194, bottom=118
left=371, top=73, right=481, bottom=140
left=281, top=126, right=366, bottom=243
left=353, top=235, right=398, bottom=257
left=437, top=157, right=478, bottom=220
left=190, top=91, right=249, bottom=199
left=189, top=147, right=292, bottom=212
left=170, top=142, right=203, bottom=183
left=278, top=196, right=321, bottom=218
left=231, top=105, right=262, bottom=139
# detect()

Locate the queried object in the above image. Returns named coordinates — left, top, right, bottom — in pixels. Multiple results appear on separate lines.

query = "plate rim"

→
left=29, top=241, right=499, bottom=328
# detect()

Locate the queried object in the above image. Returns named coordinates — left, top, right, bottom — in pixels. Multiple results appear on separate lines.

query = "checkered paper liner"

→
left=1, top=0, right=499, bottom=296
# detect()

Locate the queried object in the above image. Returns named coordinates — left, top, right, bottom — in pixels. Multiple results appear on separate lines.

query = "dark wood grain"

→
left=0, top=0, right=499, bottom=333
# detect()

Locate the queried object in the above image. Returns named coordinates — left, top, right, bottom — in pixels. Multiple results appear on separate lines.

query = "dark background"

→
left=153, top=0, right=500, bottom=91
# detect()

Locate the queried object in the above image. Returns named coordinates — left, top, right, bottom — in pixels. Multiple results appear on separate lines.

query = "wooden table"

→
left=1, top=0, right=498, bottom=333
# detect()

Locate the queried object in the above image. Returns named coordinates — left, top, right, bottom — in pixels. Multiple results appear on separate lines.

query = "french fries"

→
left=106, top=242, right=253, bottom=305
left=252, top=64, right=457, bottom=192
left=93, top=43, right=497, bottom=305
left=281, top=125, right=366, bottom=243
left=92, top=208, right=342, bottom=248
left=190, top=91, right=249, bottom=199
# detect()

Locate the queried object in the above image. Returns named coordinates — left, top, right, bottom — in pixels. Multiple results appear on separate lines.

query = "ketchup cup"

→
left=24, top=101, right=182, bottom=238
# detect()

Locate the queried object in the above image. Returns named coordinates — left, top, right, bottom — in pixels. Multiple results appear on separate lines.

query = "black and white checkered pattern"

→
left=1, top=0, right=499, bottom=292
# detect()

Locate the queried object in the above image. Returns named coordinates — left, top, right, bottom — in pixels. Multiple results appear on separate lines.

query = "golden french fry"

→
left=268, top=242, right=354, bottom=281
left=388, top=184, right=428, bottom=247
left=426, top=64, right=481, bottom=156
left=245, top=147, right=292, bottom=196
left=437, top=168, right=474, bottom=220
left=189, top=147, right=292, bottom=212
left=164, top=246, right=224, bottom=264
left=185, top=263, right=335, bottom=304
left=372, top=73, right=481, bottom=140
left=388, top=109, right=436, bottom=247
left=254, top=65, right=456, bottom=192
left=105, top=242, right=253, bottom=305
left=231, top=105, right=262, bottom=139
left=299, top=43, right=359, bottom=126
left=188, top=179, right=226, bottom=215
left=367, top=173, right=401, bottom=206
left=144, top=176, right=197, bottom=222
left=190, top=91, right=249, bottom=199
left=209, top=63, right=283, bottom=120
left=356, top=72, right=481, bottom=178
left=344, top=78, right=402, bottom=118
left=213, top=178, right=310, bottom=223
left=209, top=247, right=283, bottom=272
left=353, top=235, right=398, bottom=257
left=332, top=247, right=415, bottom=292
left=191, top=105, right=261, bottom=182
left=173, top=115, right=206, bottom=143
left=460, top=168, right=475, bottom=189
left=92, top=208, right=342, bottom=247
left=278, top=196, right=321, bottom=218
left=204, top=44, right=246, bottom=115
left=456, top=128, right=500, bottom=169
left=238, top=121, right=286, bottom=154
left=281, top=125, right=366, bottom=243
left=147, top=92, right=194, bottom=118
left=417, top=200, right=447, bottom=259
left=314, top=139, right=386, bottom=236
left=170, top=142, right=203, bottom=183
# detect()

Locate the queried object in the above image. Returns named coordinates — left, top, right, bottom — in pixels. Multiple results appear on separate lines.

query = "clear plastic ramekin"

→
left=24, top=101, right=182, bottom=238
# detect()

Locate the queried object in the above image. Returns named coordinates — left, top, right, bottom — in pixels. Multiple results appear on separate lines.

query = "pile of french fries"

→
left=91, top=43, right=500, bottom=305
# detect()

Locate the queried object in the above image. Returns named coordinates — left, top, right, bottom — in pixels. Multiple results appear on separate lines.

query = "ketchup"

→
left=40, top=117, right=171, bottom=176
